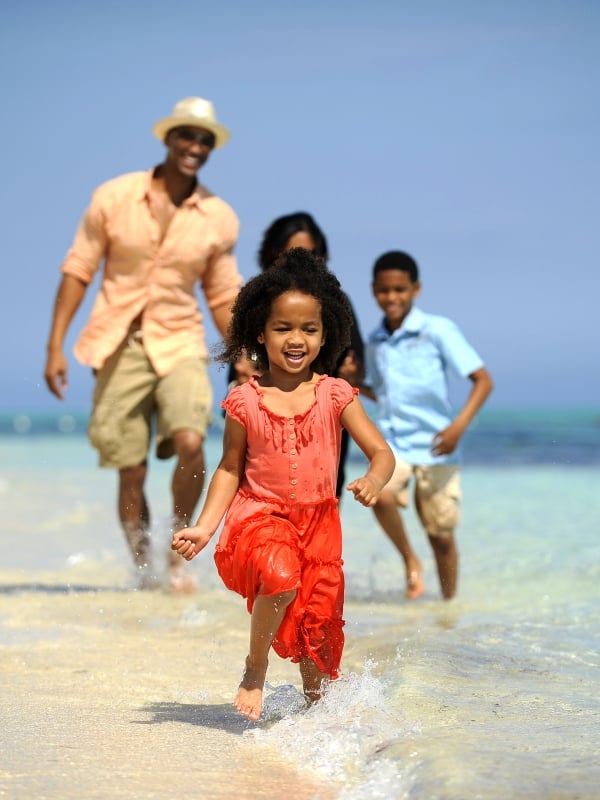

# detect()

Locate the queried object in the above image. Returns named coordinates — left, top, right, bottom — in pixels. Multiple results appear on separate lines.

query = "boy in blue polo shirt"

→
left=363, top=251, right=493, bottom=600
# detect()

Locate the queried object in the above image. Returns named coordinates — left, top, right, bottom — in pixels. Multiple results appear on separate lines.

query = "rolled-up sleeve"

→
left=60, top=191, right=108, bottom=284
left=201, top=206, right=242, bottom=310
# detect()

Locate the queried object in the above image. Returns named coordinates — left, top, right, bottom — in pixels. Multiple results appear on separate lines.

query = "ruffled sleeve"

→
left=221, top=384, right=249, bottom=427
left=328, top=377, right=359, bottom=419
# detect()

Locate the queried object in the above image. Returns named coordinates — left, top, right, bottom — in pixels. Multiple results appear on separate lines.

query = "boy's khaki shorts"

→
left=385, top=456, right=461, bottom=537
left=88, top=334, right=212, bottom=469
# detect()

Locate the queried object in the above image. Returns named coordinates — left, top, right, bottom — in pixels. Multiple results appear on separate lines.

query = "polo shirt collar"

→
left=402, top=306, right=426, bottom=333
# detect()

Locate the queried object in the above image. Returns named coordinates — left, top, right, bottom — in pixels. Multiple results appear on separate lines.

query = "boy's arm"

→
left=432, top=366, right=493, bottom=456
left=172, top=415, right=246, bottom=559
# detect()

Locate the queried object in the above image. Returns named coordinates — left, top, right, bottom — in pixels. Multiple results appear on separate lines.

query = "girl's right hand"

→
left=171, top=526, right=213, bottom=561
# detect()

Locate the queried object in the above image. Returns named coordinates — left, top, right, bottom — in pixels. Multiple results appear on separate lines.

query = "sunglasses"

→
left=172, top=127, right=216, bottom=149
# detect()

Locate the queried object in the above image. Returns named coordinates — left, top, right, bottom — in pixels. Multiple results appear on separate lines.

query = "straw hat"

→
left=152, top=97, right=231, bottom=148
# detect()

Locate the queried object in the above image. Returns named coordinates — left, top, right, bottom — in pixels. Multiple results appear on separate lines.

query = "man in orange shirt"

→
left=44, top=97, right=243, bottom=592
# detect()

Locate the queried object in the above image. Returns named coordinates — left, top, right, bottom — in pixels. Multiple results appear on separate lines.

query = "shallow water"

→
left=1, top=426, right=599, bottom=799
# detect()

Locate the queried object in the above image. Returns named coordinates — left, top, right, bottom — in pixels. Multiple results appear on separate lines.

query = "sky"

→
left=1, top=0, right=599, bottom=412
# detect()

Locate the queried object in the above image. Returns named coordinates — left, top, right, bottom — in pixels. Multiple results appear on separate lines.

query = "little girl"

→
left=172, top=248, right=394, bottom=721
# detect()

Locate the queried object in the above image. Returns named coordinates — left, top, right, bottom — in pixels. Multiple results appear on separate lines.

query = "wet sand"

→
left=0, top=573, right=339, bottom=800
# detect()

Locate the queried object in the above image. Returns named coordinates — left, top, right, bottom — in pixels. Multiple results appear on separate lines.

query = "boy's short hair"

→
left=372, top=251, right=419, bottom=282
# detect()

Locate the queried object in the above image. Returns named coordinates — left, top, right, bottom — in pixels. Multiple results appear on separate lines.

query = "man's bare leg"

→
left=118, top=464, right=152, bottom=584
left=299, top=658, right=329, bottom=705
left=168, top=429, right=205, bottom=593
left=235, top=590, right=296, bottom=721
left=428, top=532, right=458, bottom=599
left=373, top=489, right=424, bottom=599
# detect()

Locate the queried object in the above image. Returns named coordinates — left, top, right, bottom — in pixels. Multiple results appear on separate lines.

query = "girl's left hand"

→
left=346, top=476, right=382, bottom=507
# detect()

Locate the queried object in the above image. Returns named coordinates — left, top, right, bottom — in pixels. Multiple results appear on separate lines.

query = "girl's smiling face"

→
left=258, top=290, right=325, bottom=377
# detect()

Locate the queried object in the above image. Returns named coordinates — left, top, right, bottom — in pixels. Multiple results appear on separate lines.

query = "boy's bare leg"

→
left=428, top=532, right=458, bottom=599
left=373, top=490, right=424, bottom=599
left=118, top=464, right=152, bottom=580
left=235, top=590, right=296, bottom=721
left=168, top=430, right=206, bottom=593
left=299, top=658, right=329, bottom=704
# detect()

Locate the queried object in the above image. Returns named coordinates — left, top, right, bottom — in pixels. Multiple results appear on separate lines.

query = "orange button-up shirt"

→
left=60, top=169, right=242, bottom=376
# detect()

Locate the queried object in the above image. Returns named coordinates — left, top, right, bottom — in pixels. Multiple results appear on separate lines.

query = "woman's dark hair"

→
left=218, top=248, right=352, bottom=374
left=257, top=212, right=329, bottom=270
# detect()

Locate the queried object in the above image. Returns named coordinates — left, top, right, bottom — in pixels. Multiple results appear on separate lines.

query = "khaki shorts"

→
left=385, top=457, right=461, bottom=537
left=88, top=334, right=212, bottom=468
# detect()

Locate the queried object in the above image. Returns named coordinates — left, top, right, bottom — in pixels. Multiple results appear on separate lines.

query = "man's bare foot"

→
left=405, top=568, right=425, bottom=599
left=168, top=558, right=197, bottom=594
left=137, top=566, right=160, bottom=591
left=234, top=658, right=268, bottom=721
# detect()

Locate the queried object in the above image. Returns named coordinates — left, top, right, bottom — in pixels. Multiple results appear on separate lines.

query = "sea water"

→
left=1, top=409, right=599, bottom=799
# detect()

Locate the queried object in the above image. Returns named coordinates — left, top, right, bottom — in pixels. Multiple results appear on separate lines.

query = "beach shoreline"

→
left=1, top=421, right=599, bottom=799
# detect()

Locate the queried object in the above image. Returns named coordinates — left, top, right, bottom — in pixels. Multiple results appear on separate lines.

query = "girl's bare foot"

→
left=234, top=657, right=268, bottom=721
left=303, top=687, right=323, bottom=705
left=405, top=568, right=424, bottom=599
left=300, top=657, right=328, bottom=706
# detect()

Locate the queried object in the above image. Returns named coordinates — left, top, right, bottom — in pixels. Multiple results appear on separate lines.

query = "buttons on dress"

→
left=285, top=423, right=299, bottom=498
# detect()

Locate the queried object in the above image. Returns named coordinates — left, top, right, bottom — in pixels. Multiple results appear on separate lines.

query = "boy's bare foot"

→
left=405, top=568, right=424, bottom=599
left=234, top=658, right=267, bottom=721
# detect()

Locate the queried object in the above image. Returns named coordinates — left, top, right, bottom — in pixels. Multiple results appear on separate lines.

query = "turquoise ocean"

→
left=1, top=408, right=599, bottom=799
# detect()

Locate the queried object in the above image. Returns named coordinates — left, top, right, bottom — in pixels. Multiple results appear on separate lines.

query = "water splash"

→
left=244, top=660, right=417, bottom=793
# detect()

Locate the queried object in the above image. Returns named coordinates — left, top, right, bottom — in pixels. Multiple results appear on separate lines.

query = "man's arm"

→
left=44, top=275, right=88, bottom=400
left=210, top=300, right=235, bottom=339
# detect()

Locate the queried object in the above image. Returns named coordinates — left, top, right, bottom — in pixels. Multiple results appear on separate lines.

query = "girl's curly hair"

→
left=217, top=248, right=352, bottom=374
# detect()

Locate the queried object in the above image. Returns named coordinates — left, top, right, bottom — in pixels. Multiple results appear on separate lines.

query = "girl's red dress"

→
left=214, top=375, right=358, bottom=679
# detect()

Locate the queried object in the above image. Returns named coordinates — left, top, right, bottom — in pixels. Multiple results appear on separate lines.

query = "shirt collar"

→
left=139, top=166, right=206, bottom=209
left=136, top=169, right=155, bottom=203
